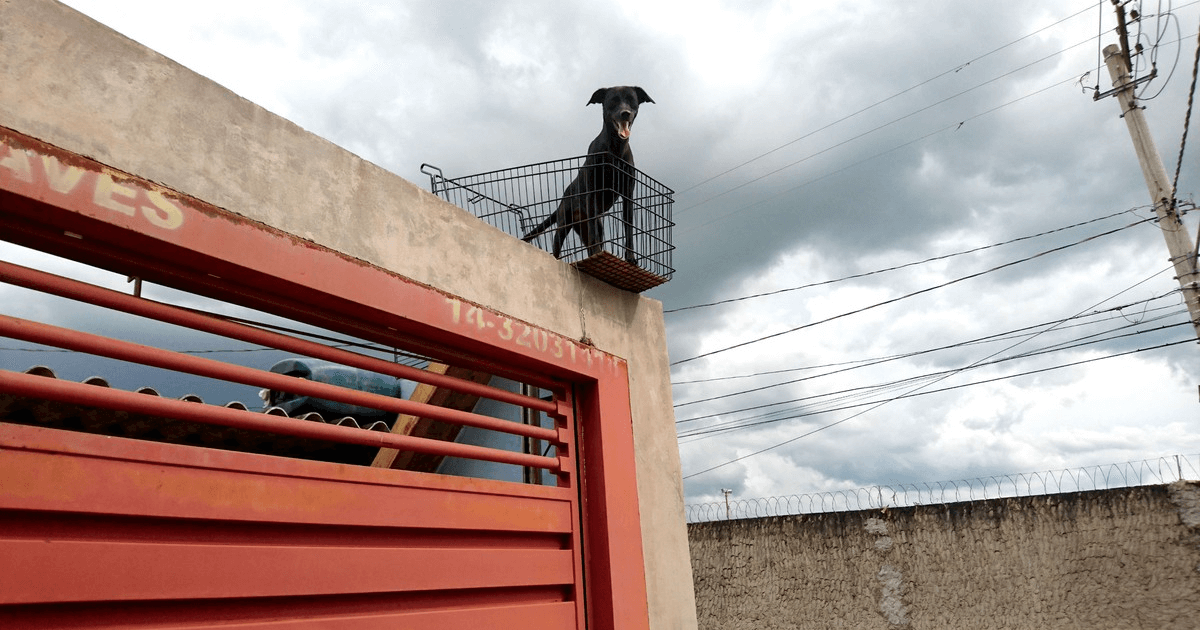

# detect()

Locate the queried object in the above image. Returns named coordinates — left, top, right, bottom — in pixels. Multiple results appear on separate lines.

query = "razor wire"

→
left=685, top=453, right=1200, bottom=523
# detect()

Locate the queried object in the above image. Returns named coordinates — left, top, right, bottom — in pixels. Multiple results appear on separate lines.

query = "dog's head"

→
left=588, top=86, right=654, bottom=140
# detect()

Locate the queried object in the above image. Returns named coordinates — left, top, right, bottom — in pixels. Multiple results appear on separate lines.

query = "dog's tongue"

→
left=617, top=120, right=632, bottom=140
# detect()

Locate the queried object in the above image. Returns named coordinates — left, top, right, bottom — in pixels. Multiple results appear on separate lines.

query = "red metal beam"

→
left=0, top=313, right=558, bottom=443
left=0, top=259, right=557, bottom=415
left=0, top=423, right=574, bottom=530
left=0, top=541, right=575, bottom=603
left=0, top=369, right=558, bottom=472
left=576, top=365, right=652, bottom=630
left=0, top=599, right=578, bottom=630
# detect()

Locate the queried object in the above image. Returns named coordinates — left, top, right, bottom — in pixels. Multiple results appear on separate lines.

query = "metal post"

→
left=523, top=384, right=544, bottom=486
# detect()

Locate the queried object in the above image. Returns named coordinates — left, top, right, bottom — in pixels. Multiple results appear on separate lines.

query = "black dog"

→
left=523, top=86, right=654, bottom=262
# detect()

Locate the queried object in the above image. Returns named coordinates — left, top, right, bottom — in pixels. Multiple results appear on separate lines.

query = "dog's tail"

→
left=522, top=214, right=557, bottom=242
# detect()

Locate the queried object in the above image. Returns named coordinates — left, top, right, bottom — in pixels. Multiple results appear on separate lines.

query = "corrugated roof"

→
left=0, top=365, right=396, bottom=465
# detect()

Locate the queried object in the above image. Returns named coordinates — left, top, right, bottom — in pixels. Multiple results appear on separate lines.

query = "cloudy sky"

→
left=10, top=0, right=1200, bottom=505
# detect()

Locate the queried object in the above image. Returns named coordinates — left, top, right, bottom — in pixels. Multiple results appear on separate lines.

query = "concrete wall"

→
left=0, top=1, right=697, bottom=627
left=689, top=482, right=1200, bottom=629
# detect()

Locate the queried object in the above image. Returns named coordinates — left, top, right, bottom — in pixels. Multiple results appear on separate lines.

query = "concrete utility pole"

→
left=1100, top=43, right=1200, bottom=342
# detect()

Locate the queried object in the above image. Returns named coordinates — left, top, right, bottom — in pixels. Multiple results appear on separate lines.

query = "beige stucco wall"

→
left=0, top=1, right=697, bottom=627
left=689, top=482, right=1200, bottom=629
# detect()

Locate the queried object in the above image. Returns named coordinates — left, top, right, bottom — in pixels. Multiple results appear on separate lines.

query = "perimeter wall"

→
left=688, top=482, right=1200, bottom=629
left=0, top=1, right=697, bottom=627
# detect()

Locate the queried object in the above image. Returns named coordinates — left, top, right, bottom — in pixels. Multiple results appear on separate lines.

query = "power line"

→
left=681, top=336, right=1191, bottom=477
left=679, top=34, right=1100, bottom=216
left=673, top=295, right=1184, bottom=410
left=679, top=272, right=1185, bottom=426
left=678, top=72, right=1087, bottom=238
left=0, top=307, right=429, bottom=368
left=206, top=310, right=430, bottom=366
left=1135, top=1, right=1186, bottom=101
left=677, top=315, right=1188, bottom=435
left=678, top=335, right=1192, bottom=443
left=665, top=208, right=1143, bottom=314
left=677, top=24, right=1197, bottom=240
left=676, top=3, right=1098, bottom=196
left=671, top=216, right=1153, bottom=366
left=680, top=263, right=1179, bottom=479
left=677, top=6, right=1200, bottom=481
left=678, top=299, right=1184, bottom=425
left=670, top=297, right=1183, bottom=385
left=1171, top=12, right=1200, bottom=206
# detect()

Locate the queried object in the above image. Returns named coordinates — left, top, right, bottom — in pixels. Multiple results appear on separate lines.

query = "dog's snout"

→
left=617, top=109, right=634, bottom=121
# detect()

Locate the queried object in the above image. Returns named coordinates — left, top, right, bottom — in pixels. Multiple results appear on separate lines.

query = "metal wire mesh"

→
left=686, top=454, right=1200, bottom=522
left=422, top=155, right=674, bottom=292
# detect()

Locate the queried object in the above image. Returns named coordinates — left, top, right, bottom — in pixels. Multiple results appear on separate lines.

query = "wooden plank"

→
left=372, top=362, right=493, bottom=472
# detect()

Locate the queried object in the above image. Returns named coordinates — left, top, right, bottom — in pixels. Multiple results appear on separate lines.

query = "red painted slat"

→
left=243, top=602, right=578, bottom=630
left=0, top=313, right=558, bottom=442
left=0, top=512, right=565, bottom=550
left=0, top=423, right=569, bottom=501
left=0, top=601, right=578, bottom=630
left=0, top=541, right=575, bottom=603
left=0, top=426, right=574, bottom=533
left=0, top=258, right=560, bottom=413
left=0, top=369, right=558, bottom=471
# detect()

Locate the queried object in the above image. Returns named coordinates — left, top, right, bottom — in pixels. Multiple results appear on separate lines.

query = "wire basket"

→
left=422, top=155, right=674, bottom=292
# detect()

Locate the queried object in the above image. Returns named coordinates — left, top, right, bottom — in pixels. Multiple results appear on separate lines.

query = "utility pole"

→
left=1099, top=37, right=1200, bottom=342
left=721, top=488, right=732, bottom=520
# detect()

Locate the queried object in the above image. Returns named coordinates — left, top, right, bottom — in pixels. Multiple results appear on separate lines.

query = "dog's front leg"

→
left=584, top=210, right=604, bottom=258
left=622, top=195, right=636, bottom=264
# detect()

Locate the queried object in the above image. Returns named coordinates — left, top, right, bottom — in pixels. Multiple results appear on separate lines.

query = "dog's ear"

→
left=587, top=88, right=608, bottom=106
left=633, top=87, right=655, bottom=104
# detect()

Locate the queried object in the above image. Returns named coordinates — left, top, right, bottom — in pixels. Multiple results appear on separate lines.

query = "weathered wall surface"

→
left=690, top=482, right=1200, bottom=629
left=0, top=1, right=696, bottom=627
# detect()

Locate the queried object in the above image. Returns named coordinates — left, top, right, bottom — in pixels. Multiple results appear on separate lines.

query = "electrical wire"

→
left=679, top=19, right=1200, bottom=241
left=1136, top=1, right=1184, bottom=100
left=0, top=305, right=431, bottom=368
left=665, top=208, right=1143, bottom=314
left=673, top=295, right=1184, bottom=409
left=676, top=3, right=1099, bottom=196
left=677, top=267, right=1184, bottom=428
left=680, top=263, right=1180, bottom=479
left=677, top=311, right=1187, bottom=432
left=671, top=216, right=1154, bottom=366
left=678, top=335, right=1193, bottom=443
left=204, top=310, right=431, bottom=366
left=678, top=72, right=1086, bottom=238
left=678, top=35, right=1100, bottom=216
left=678, top=301, right=1184, bottom=426
left=1172, top=12, right=1200, bottom=205
left=670, top=297, right=1182, bottom=385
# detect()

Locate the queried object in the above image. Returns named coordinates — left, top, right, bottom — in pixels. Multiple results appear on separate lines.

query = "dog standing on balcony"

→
left=523, top=86, right=654, bottom=263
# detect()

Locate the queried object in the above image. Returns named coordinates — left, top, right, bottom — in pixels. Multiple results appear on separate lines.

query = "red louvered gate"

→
left=0, top=127, right=649, bottom=629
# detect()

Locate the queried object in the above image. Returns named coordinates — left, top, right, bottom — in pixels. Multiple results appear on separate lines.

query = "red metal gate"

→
left=0, top=126, right=649, bottom=628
